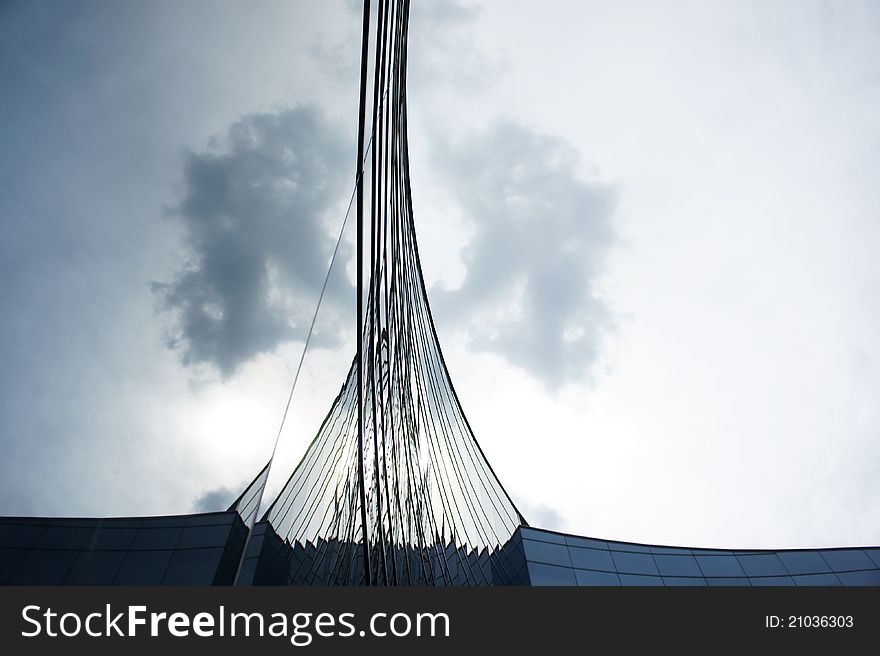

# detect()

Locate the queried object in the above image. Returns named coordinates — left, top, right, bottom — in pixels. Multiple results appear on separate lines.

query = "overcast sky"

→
left=2, top=0, right=879, bottom=550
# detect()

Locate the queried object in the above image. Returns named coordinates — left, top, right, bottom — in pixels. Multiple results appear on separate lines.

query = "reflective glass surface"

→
left=528, top=562, right=577, bottom=586
left=819, top=549, right=874, bottom=572
left=515, top=527, right=880, bottom=587
left=611, top=551, right=659, bottom=575
left=654, top=555, right=702, bottom=577
left=778, top=551, right=830, bottom=576
left=694, top=555, right=745, bottom=577
left=568, top=547, right=614, bottom=571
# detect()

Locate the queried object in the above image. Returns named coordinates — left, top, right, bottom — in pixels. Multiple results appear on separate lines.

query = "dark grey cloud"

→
left=432, top=120, right=616, bottom=389
left=192, top=485, right=240, bottom=513
left=154, top=105, right=353, bottom=376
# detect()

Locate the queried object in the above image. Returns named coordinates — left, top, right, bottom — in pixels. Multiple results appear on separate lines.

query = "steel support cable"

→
left=391, top=134, right=506, bottom=583
left=397, top=93, right=527, bottom=531
left=257, top=0, right=523, bottom=586
left=232, top=122, right=376, bottom=585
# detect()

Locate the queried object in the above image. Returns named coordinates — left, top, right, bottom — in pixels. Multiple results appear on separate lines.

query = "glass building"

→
left=2, top=509, right=879, bottom=586
left=3, top=0, right=877, bottom=587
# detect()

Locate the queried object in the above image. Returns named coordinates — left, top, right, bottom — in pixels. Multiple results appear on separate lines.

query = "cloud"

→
left=515, top=496, right=567, bottom=531
left=192, top=485, right=240, bottom=513
left=431, top=120, right=616, bottom=389
left=408, top=0, right=506, bottom=92
left=153, top=105, right=352, bottom=376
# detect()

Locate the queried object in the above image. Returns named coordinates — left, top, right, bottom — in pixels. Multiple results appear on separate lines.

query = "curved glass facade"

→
left=0, top=512, right=247, bottom=586
left=2, top=514, right=878, bottom=586
left=518, top=526, right=880, bottom=586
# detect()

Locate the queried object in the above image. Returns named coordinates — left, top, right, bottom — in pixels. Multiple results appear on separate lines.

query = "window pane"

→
left=618, top=574, right=663, bottom=586
left=748, top=576, right=795, bottom=586
left=520, top=528, right=566, bottom=545
left=654, top=555, right=702, bottom=577
left=0, top=549, right=28, bottom=584
left=139, top=516, right=188, bottom=528
left=568, top=547, right=614, bottom=571
left=34, top=526, right=96, bottom=550
left=574, top=569, right=620, bottom=586
left=177, top=525, right=231, bottom=549
left=736, top=554, right=787, bottom=577
left=706, top=578, right=750, bottom=586
left=522, top=539, right=571, bottom=567
left=778, top=551, right=830, bottom=576
left=695, top=555, right=745, bottom=577
left=565, top=535, right=608, bottom=550
left=819, top=550, right=874, bottom=573
left=792, top=573, right=841, bottom=586
left=161, top=547, right=225, bottom=585
left=0, top=524, right=45, bottom=549
left=62, top=551, right=126, bottom=585
left=611, top=552, right=659, bottom=575
left=186, top=512, right=236, bottom=527
left=607, top=541, right=652, bottom=554
left=112, top=550, right=173, bottom=585
left=92, top=528, right=138, bottom=550
left=836, top=570, right=880, bottom=586
left=527, top=562, right=577, bottom=586
left=131, top=527, right=182, bottom=550
left=865, top=549, right=880, bottom=568
left=662, top=577, right=706, bottom=586
left=9, top=550, right=77, bottom=585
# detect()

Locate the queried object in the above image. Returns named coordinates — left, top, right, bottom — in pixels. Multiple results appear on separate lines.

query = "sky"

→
left=1, top=0, right=879, bottom=550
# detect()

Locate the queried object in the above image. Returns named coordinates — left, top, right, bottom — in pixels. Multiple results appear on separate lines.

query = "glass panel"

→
left=161, top=547, right=225, bottom=585
left=92, top=528, right=138, bottom=550
left=519, top=527, right=566, bottom=545
left=139, top=516, right=189, bottom=528
left=618, top=574, right=663, bottom=586
left=130, top=527, right=182, bottom=550
left=0, top=549, right=28, bottom=584
left=792, top=573, right=841, bottom=586
left=748, top=576, right=796, bottom=586
left=574, top=569, right=620, bottom=586
left=606, top=541, right=652, bottom=553
left=662, top=577, right=706, bottom=586
left=568, top=547, right=614, bottom=571
left=0, top=524, right=45, bottom=549
left=836, top=570, right=880, bottom=586
left=736, top=554, right=787, bottom=577
left=865, top=549, right=880, bottom=568
left=695, top=555, right=745, bottom=577
left=244, top=534, right=266, bottom=559
left=34, top=526, right=95, bottom=550
left=112, top=550, right=173, bottom=585
left=62, top=551, right=126, bottom=585
left=611, top=552, right=659, bottom=575
left=8, top=550, right=78, bottom=585
left=565, top=535, right=608, bottom=550
left=92, top=519, right=142, bottom=529
left=527, top=562, right=577, bottom=586
left=654, top=555, right=702, bottom=577
left=819, top=550, right=875, bottom=572
left=706, top=578, right=750, bottom=586
left=186, top=512, right=237, bottom=527
left=778, top=551, right=830, bottom=576
left=177, top=525, right=231, bottom=549
left=236, top=558, right=258, bottom=586
left=522, top=539, right=571, bottom=567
